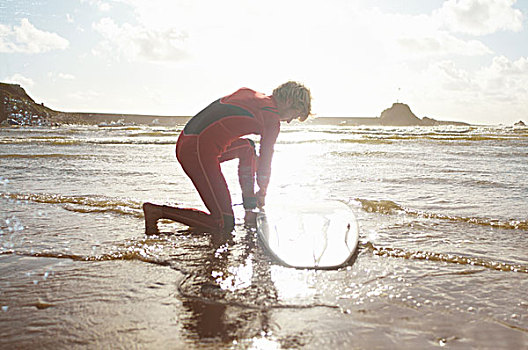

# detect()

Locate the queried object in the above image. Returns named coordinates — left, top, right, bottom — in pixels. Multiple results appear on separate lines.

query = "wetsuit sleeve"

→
left=257, top=121, right=280, bottom=195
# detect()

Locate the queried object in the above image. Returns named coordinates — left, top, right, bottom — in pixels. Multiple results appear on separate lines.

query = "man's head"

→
left=273, top=81, right=312, bottom=123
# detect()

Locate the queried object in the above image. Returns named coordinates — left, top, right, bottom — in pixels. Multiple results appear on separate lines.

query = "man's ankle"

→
left=143, top=202, right=161, bottom=234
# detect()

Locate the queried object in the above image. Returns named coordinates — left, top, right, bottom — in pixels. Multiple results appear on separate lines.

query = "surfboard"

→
left=256, top=200, right=359, bottom=269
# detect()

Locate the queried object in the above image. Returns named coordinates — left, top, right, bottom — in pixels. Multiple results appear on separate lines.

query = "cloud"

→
left=397, top=32, right=493, bottom=57
left=3, top=73, right=35, bottom=87
left=91, top=17, right=189, bottom=63
left=418, top=55, right=528, bottom=113
left=342, top=8, right=494, bottom=60
left=67, top=89, right=101, bottom=101
left=58, top=73, right=76, bottom=80
left=429, top=60, right=479, bottom=91
left=0, top=18, right=69, bottom=54
left=47, top=72, right=76, bottom=81
left=434, top=0, right=524, bottom=35
left=106, top=0, right=496, bottom=67
left=80, top=0, right=111, bottom=12
left=471, top=56, right=528, bottom=120
left=477, top=56, right=528, bottom=100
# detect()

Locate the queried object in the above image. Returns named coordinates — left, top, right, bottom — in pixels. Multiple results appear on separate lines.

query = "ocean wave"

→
left=356, top=198, right=528, bottom=230
left=0, top=153, right=84, bottom=159
left=4, top=232, right=526, bottom=277
left=3, top=191, right=526, bottom=232
left=329, top=151, right=389, bottom=158
left=275, top=138, right=395, bottom=145
left=383, top=175, right=519, bottom=191
left=362, top=242, right=528, bottom=273
left=0, top=192, right=144, bottom=218
left=0, top=138, right=175, bottom=145
left=128, top=131, right=180, bottom=137
left=2, top=124, right=527, bottom=147
left=88, top=140, right=175, bottom=145
left=0, top=138, right=84, bottom=145
left=2, top=249, right=170, bottom=266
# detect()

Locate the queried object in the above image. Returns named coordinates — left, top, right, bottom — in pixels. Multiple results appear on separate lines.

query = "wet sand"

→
left=1, top=249, right=526, bottom=349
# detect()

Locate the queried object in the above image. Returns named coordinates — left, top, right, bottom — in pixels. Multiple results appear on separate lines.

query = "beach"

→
left=1, top=123, right=527, bottom=349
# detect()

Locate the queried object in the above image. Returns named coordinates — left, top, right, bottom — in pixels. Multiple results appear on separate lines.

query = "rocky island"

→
left=308, top=102, right=469, bottom=126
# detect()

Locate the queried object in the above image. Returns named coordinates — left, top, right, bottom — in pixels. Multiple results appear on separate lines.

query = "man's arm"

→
left=256, top=123, right=280, bottom=206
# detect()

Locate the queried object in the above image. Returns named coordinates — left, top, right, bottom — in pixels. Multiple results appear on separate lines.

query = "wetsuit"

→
left=173, top=88, right=281, bottom=231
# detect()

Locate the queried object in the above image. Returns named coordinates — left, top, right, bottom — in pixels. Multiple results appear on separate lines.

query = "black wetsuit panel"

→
left=183, top=99, right=255, bottom=135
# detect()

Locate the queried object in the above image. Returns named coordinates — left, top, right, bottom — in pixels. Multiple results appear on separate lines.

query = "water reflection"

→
left=178, top=227, right=279, bottom=347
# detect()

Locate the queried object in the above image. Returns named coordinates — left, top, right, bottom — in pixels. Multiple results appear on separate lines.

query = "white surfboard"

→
left=256, top=200, right=359, bottom=269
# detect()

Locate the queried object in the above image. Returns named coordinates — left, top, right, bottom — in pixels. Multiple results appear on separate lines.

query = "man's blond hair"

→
left=272, top=81, right=312, bottom=121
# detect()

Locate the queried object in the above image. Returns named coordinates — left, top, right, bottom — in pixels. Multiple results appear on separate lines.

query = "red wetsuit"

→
left=174, top=88, right=281, bottom=231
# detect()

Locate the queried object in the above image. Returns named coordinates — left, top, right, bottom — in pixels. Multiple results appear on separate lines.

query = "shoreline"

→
left=2, top=82, right=471, bottom=127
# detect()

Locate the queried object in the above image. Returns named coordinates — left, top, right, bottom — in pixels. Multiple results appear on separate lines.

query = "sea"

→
left=0, top=122, right=527, bottom=349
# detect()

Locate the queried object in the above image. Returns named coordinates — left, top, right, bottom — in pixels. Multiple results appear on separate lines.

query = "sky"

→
left=1, top=0, right=527, bottom=125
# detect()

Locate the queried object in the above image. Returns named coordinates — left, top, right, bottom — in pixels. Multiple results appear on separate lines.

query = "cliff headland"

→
left=2, top=82, right=470, bottom=127
left=0, top=82, right=189, bottom=126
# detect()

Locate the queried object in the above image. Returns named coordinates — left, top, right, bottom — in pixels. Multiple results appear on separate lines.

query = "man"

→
left=143, top=81, right=311, bottom=234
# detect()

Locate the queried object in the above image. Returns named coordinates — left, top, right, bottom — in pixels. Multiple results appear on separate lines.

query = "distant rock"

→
left=376, top=102, right=469, bottom=126
left=379, top=103, right=422, bottom=126
left=514, top=120, right=525, bottom=126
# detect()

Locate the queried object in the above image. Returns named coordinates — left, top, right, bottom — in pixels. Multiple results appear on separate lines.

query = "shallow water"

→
left=1, top=123, right=527, bottom=349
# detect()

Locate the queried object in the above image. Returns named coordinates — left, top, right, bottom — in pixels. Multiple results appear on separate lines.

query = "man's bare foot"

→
left=244, top=210, right=257, bottom=227
left=142, top=202, right=162, bottom=235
